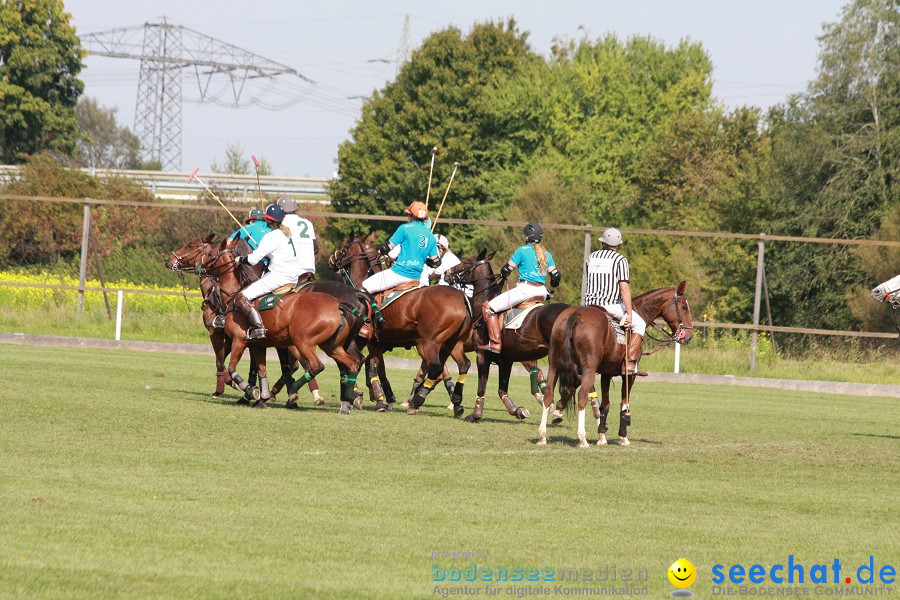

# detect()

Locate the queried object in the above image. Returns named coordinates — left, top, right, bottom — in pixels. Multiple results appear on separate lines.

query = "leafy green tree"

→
left=0, top=0, right=84, bottom=163
left=210, top=143, right=271, bottom=175
left=75, top=97, right=141, bottom=170
left=329, top=20, right=538, bottom=252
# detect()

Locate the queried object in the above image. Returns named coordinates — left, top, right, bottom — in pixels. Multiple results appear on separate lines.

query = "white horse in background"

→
left=872, top=275, right=900, bottom=307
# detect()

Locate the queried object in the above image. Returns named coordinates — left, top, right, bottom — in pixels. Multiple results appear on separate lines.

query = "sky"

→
left=67, top=0, right=848, bottom=178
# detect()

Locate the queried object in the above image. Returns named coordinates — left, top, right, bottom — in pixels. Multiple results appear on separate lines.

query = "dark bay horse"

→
left=330, top=233, right=472, bottom=416
left=444, top=252, right=571, bottom=422
left=538, top=281, right=694, bottom=447
left=202, top=238, right=368, bottom=413
left=166, top=234, right=327, bottom=405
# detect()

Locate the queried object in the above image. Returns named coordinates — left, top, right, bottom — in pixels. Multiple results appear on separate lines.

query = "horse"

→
left=168, top=234, right=366, bottom=409
left=444, top=251, right=571, bottom=422
left=200, top=238, right=368, bottom=413
left=537, top=281, right=694, bottom=447
left=330, top=233, right=472, bottom=416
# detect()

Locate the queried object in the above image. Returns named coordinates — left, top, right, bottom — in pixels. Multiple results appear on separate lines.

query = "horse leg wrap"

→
left=411, top=377, right=437, bottom=409
left=472, top=396, right=485, bottom=421
left=288, top=371, right=314, bottom=394
left=258, top=376, right=271, bottom=402
left=588, top=391, right=601, bottom=419
left=529, top=368, right=540, bottom=396
left=621, top=402, right=631, bottom=427
left=369, top=376, right=386, bottom=403
left=229, top=370, right=249, bottom=392
left=407, top=378, right=424, bottom=403
left=599, top=406, right=610, bottom=434
left=340, top=373, right=358, bottom=403
left=500, top=394, right=517, bottom=416
left=443, top=377, right=455, bottom=396
left=215, top=370, right=226, bottom=396
left=381, top=379, right=396, bottom=404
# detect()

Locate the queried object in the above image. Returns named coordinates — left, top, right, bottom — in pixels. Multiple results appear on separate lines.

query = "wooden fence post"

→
left=750, top=234, right=765, bottom=372
left=76, top=203, right=90, bottom=318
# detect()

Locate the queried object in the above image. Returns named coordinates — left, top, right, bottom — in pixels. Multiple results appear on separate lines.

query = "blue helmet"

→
left=263, top=203, right=285, bottom=223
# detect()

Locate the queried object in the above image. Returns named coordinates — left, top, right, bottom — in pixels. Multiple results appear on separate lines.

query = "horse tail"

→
left=338, top=301, right=363, bottom=341
left=556, top=312, right=580, bottom=414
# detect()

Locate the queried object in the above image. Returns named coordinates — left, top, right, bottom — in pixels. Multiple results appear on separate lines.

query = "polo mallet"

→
left=425, top=146, right=437, bottom=208
left=251, top=154, right=265, bottom=209
left=430, top=162, right=459, bottom=232
left=188, top=167, right=258, bottom=245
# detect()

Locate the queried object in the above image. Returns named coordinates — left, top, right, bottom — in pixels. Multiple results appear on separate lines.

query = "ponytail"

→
left=532, top=242, right=548, bottom=275
left=278, top=224, right=292, bottom=238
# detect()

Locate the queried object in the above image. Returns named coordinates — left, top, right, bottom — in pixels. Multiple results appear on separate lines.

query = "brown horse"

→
left=444, top=251, right=571, bottom=422
left=166, top=234, right=325, bottom=405
left=201, top=238, right=367, bottom=413
left=538, top=281, right=694, bottom=447
left=330, top=233, right=472, bottom=416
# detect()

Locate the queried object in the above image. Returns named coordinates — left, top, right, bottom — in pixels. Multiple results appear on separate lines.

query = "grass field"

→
left=0, top=344, right=897, bottom=599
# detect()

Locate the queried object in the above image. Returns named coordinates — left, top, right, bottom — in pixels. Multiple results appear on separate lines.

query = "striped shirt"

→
left=583, top=248, right=630, bottom=305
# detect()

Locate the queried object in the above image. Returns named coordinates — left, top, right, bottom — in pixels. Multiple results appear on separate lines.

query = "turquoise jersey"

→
left=388, top=221, right=437, bottom=279
left=510, top=244, right=555, bottom=283
left=229, top=220, right=271, bottom=250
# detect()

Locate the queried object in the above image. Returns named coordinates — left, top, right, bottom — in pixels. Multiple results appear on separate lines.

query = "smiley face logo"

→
left=668, top=558, right=696, bottom=588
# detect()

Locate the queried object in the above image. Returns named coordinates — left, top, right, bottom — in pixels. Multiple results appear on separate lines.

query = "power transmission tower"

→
left=397, top=15, right=411, bottom=76
left=81, top=19, right=312, bottom=171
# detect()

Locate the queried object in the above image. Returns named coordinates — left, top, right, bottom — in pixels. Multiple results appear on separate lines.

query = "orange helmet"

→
left=405, top=201, right=428, bottom=220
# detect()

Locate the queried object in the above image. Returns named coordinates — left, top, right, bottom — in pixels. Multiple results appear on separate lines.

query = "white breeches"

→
left=241, top=272, right=298, bottom=300
left=599, top=302, right=646, bottom=336
left=488, top=282, right=548, bottom=313
left=362, top=269, right=417, bottom=294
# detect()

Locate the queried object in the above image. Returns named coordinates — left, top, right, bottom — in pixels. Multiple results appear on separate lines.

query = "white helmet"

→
left=600, top=228, right=623, bottom=247
left=435, top=234, right=449, bottom=250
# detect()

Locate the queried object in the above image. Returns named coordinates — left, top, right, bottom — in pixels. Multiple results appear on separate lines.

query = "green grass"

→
left=1, top=344, right=897, bottom=599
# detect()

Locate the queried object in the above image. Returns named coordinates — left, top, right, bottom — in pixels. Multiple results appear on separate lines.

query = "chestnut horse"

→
left=166, top=234, right=326, bottom=405
left=444, top=251, right=571, bottom=422
left=330, top=233, right=472, bottom=416
left=538, top=281, right=694, bottom=447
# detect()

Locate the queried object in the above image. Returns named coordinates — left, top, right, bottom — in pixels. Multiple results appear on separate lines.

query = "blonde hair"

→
left=531, top=242, right=548, bottom=274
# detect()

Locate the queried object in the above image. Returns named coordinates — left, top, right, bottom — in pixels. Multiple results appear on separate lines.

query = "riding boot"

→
left=623, top=333, right=647, bottom=377
left=236, top=295, right=266, bottom=341
left=476, top=301, right=502, bottom=353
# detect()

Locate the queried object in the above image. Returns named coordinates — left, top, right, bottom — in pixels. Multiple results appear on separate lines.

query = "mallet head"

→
left=188, top=166, right=199, bottom=183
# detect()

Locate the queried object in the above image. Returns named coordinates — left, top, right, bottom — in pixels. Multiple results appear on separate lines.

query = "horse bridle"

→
left=169, top=239, right=214, bottom=273
left=331, top=238, right=382, bottom=287
left=644, top=288, right=693, bottom=353
left=445, top=258, right=503, bottom=297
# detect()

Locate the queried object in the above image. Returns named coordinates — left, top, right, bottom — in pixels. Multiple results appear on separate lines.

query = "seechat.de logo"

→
left=711, top=556, right=896, bottom=586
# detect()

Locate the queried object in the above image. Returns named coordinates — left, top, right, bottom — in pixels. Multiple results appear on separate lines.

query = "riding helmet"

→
left=263, top=203, right=286, bottom=223
left=599, top=228, right=624, bottom=247
left=277, top=195, right=299, bottom=214
left=406, top=201, right=428, bottom=220
left=245, top=207, right=264, bottom=223
left=523, top=223, right=543, bottom=243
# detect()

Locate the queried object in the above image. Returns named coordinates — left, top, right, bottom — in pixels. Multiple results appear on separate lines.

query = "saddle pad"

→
left=256, top=279, right=316, bottom=311
left=378, top=285, right=421, bottom=310
left=607, top=317, right=627, bottom=345
left=503, top=302, right=543, bottom=330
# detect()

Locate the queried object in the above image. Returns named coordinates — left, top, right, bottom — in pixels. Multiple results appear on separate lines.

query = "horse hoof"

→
left=619, top=437, right=630, bottom=446
left=375, top=400, right=389, bottom=412
left=253, top=400, right=267, bottom=409
left=551, top=410, right=563, bottom=424
left=399, top=401, right=410, bottom=408
left=285, top=400, right=300, bottom=410
left=353, top=396, right=364, bottom=410
left=453, top=404, right=465, bottom=418
left=406, top=407, right=420, bottom=415
left=211, top=391, right=222, bottom=398
left=515, top=407, right=530, bottom=420
left=339, top=401, right=351, bottom=415
left=536, top=437, right=547, bottom=446
left=578, top=439, right=589, bottom=448
left=596, top=434, right=608, bottom=446
left=464, top=414, right=480, bottom=423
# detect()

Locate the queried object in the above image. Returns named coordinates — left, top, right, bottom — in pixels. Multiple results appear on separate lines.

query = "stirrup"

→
left=210, top=314, right=225, bottom=329
left=622, top=364, right=648, bottom=377
left=477, top=341, right=502, bottom=354
left=244, top=327, right=266, bottom=341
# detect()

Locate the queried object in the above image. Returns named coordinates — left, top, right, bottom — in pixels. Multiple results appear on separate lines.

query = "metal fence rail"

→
left=1, top=194, right=897, bottom=369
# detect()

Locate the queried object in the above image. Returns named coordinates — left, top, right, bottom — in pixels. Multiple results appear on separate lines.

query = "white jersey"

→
left=246, top=227, right=301, bottom=278
left=420, top=251, right=462, bottom=286
left=282, top=214, right=317, bottom=274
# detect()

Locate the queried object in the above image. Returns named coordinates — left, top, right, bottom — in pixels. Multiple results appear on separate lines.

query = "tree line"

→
left=1, top=0, right=897, bottom=336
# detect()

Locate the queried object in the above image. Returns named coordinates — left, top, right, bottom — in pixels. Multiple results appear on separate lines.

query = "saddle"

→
left=502, top=297, right=547, bottom=330
left=374, top=280, right=421, bottom=310
left=254, top=273, right=316, bottom=311
left=585, top=305, right=626, bottom=345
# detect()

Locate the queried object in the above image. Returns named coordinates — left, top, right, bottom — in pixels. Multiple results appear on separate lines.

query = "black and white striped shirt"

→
left=583, top=248, right=630, bottom=305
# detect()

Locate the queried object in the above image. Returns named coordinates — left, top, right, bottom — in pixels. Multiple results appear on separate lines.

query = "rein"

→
left=642, top=288, right=692, bottom=355
left=331, top=238, right=382, bottom=288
